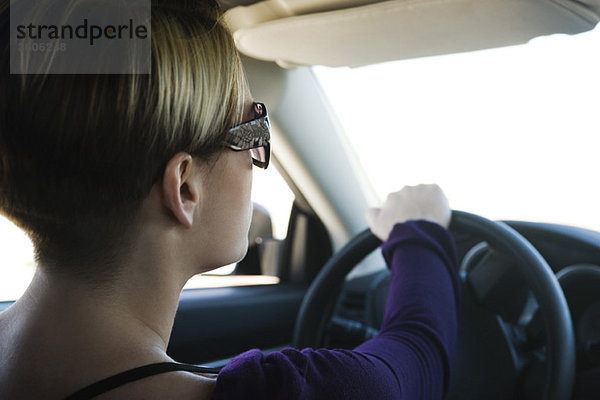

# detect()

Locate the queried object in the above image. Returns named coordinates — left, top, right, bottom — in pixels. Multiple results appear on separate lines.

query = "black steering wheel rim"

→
left=292, top=210, right=575, bottom=400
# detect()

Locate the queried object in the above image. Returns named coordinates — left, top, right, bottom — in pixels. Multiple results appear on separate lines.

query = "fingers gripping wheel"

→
left=292, top=211, right=575, bottom=400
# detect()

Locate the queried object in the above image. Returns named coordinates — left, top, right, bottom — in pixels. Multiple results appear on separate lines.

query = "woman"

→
left=0, top=1, right=459, bottom=399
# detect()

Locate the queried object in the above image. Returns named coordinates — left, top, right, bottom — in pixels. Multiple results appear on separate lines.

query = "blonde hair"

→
left=0, top=0, right=249, bottom=277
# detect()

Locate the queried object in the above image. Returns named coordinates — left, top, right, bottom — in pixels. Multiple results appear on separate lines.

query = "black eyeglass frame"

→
left=224, top=102, right=271, bottom=169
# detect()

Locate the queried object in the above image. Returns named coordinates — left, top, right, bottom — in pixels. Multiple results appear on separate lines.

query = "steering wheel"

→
left=293, top=210, right=575, bottom=400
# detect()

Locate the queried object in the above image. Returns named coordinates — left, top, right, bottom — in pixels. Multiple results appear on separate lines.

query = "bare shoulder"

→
left=0, top=307, right=218, bottom=399
left=94, top=370, right=218, bottom=400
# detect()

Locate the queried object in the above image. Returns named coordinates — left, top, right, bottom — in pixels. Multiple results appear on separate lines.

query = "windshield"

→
left=314, top=24, right=600, bottom=231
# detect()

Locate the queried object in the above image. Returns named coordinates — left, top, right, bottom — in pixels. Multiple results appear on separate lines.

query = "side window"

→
left=0, top=218, right=35, bottom=302
left=0, top=165, right=295, bottom=301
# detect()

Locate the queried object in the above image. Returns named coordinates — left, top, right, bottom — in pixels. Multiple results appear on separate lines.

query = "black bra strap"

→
left=64, top=362, right=221, bottom=400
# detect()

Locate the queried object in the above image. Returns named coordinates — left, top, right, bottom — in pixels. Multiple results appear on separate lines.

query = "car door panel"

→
left=168, top=284, right=305, bottom=364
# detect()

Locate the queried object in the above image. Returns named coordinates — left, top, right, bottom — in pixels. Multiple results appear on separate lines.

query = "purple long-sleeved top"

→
left=210, top=220, right=460, bottom=399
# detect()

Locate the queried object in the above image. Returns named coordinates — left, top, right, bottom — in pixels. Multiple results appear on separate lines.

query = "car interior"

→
left=1, top=0, right=600, bottom=399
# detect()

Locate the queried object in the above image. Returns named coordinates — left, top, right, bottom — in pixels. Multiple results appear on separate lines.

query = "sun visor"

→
left=227, top=0, right=600, bottom=67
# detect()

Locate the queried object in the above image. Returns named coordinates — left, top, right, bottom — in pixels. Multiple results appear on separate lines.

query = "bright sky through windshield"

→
left=314, top=23, right=600, bottom=232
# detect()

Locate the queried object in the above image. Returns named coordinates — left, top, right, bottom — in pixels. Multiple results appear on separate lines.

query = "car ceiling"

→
left=221, top=0, right=600, bottom=67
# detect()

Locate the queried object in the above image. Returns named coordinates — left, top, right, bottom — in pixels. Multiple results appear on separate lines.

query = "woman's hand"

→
left=366, top=184, right=451, bottom=241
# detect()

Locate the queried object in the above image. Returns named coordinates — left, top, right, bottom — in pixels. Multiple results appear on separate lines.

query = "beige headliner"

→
left=225, top=0, right=600, bottom=67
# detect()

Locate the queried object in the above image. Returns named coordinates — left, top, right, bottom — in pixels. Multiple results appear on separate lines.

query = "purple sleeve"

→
left=210, top=220, right=460, bottom=400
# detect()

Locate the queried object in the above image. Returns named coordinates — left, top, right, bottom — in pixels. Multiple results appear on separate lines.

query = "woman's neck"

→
left=0, top=254, right=188, bottom=397
left=24, top=252, right=187, bottom=352
left=0, top=188, right=220, bottom=398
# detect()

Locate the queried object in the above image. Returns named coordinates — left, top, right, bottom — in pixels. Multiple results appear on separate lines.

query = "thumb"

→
left=365, top=207, right=380, bottom=231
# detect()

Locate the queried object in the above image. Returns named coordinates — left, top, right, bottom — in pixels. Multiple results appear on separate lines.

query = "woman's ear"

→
left=161, top=153, right=202, bottom=228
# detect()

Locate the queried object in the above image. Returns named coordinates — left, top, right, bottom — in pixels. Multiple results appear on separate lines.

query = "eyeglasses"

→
left=224, top=102, right=271, bottom=169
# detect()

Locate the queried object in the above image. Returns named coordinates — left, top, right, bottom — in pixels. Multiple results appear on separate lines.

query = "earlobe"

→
left=162, top=153, right=201, bottom=228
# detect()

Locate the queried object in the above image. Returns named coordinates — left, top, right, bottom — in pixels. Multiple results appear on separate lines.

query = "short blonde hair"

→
left=0, top=0, right=248, bottom=278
